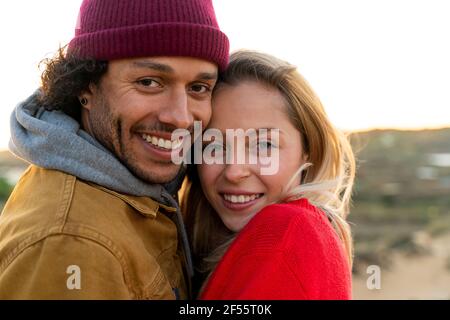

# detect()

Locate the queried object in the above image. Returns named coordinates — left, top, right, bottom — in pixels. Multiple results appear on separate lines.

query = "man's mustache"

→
left=133, top=122, right=195, bottom=135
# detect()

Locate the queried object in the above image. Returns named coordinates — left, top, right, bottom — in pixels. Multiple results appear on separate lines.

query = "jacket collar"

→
left=94, top=185, right=177, bottom=218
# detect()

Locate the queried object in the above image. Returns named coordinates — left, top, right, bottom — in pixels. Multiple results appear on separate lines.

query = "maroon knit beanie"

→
left=68, top=0, right=229, bottom=71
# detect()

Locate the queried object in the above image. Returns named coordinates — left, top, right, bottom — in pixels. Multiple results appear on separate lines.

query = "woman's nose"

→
left=223, top=162, right=251, bottom=183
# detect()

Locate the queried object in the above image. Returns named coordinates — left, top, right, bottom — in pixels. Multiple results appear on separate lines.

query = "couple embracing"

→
left=0, top=0, right=354, bottom=300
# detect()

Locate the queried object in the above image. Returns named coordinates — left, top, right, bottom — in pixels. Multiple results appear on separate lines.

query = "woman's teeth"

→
left=141, top=134, right=183, bottom=151
left=223, top=194, right=262, bottom=204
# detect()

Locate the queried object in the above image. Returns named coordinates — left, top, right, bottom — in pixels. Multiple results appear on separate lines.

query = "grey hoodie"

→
left=9, top=91, right=193, bottom=279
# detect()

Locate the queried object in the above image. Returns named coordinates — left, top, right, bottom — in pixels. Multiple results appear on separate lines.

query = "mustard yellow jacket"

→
left=0, top=165, right=188, bottom=299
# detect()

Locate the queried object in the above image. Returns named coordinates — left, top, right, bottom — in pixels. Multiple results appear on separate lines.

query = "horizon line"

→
left=1, top=124, right=450, bottom=153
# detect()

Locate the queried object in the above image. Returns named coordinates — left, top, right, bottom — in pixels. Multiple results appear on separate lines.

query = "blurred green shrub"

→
left=0, top=177, right=13, bottom=202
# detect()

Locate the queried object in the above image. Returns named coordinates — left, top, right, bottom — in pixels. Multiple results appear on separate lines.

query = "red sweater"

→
left=200, top=198, right=352, bottom=300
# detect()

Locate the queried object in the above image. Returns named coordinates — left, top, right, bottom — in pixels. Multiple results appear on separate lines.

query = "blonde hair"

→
left=181, top=50, right=356, bottom=295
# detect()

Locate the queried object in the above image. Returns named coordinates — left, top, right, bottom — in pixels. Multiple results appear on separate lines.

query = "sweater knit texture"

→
left=200, top=198, right=352, bottom=300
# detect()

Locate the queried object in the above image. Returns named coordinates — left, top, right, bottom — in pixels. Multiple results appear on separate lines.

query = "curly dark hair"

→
left=38, top=46, right=108, bottom=122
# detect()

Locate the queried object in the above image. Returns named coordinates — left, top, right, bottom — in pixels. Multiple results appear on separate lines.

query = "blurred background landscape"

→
left=350, top=128, right=450, bottom=299
left=1, top=127, right=449, bottom=299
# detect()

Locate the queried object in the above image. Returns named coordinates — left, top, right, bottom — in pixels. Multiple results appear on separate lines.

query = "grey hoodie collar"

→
left=9, top=91, right=194, bottom=281
left=9, top=91, right=180, bottom=204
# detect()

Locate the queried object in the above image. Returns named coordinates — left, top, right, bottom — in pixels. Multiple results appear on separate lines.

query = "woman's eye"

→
left=203, top=143, right=223, bottom=152
left=213, top=144, right=224, bottom=152
left=202, top=142, right=226, bottom=164
left=258, top=141, right=274, bottom=150
left=203, top=143, right=225, bottom=159
left=257, top=140, right=278, bottom=157
left=137, top=78, right=161, bottom=88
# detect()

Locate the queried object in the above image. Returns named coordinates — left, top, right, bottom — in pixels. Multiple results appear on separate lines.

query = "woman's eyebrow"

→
left=203, top=128, right=285, bottom=134
left=255, top=128, right=286, bottom=136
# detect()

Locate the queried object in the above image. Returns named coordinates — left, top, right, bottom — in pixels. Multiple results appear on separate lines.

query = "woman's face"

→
left=198, top=81, right=306, bottom=232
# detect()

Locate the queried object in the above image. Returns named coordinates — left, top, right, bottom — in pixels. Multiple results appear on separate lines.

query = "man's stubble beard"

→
left=88, top=94, right=180, bottom=184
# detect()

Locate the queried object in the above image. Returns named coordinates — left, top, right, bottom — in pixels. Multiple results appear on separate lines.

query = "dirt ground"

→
left=352, top=233, right=450, bottom=300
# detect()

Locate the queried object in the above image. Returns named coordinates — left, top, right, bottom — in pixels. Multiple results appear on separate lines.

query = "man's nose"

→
left=158, top=90, right=193, bottom=129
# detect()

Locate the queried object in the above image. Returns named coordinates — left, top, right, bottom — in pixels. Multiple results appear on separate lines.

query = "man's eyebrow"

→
left=132, top=60, right=174, bottom=73
left=196, top=72, right=218, bottom=81
left=131, top=61, right=217, bottom=80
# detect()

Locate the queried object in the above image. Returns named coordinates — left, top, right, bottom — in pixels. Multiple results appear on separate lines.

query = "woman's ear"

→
left=302, top=153, right=309, bottom=163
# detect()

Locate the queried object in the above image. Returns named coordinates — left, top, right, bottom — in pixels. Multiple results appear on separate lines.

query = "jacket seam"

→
left=141, top=243, right=179, bottom=299
left=0, top=226, right=136, bottom=299
left=0, top=168, right=178, bottom=299
left=154, top=243, right=178, bottom=261
left=140, top=267, right=169, bottom=299
left=88, top=183, right=159, bottom=217
left=52, top=174, right=76, bottom=234
left=0, top=227, right=49, bottom=273
left=61, top=223, right=136, bottom=296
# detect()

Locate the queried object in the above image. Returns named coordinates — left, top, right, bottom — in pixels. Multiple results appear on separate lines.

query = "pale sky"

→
left=1, top=0, right=449, bottom=150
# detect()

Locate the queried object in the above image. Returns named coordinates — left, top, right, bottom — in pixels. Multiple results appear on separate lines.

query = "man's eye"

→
left=190, top=84, right=210, bottom=94
left=137, top=78, right=161, bottom=88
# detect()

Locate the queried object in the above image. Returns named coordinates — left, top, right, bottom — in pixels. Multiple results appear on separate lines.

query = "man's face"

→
left=82, top=56, right=218, bottom=184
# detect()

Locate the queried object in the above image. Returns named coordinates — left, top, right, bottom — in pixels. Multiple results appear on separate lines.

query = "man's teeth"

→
left=223, top=194, right=261, bottom=204
left=141, top=134, right=183, bottom=150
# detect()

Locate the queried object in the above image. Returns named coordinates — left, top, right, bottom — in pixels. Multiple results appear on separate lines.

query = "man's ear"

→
left=79, top=83, right=97, bottom=111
